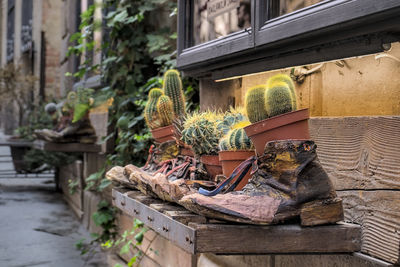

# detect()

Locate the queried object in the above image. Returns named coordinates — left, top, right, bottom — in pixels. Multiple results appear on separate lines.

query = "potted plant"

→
left=181, top=108, right=248, bottom=178
left=144, top=69, right=186, bottom=143
left=244, top=74, right=310, bottom=155
left=218, top=121, right=255, bottom=190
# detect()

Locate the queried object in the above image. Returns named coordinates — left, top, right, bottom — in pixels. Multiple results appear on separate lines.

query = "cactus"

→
left=267, top=74, right=297, bottom=109
left=181, top=111, right=224, bottom=156
left=245, top=85, right=269, bottom=123
left=156, top=95, right=174, bottom=127
left=144, top=88, right=163, bottom=129
left=265, top=81, right=294, bottom=117
left=219, top=123, right=253, bottom=151
left=163, top=69, right=186, bottom=118
left=217, top=107, right=248, bottom=135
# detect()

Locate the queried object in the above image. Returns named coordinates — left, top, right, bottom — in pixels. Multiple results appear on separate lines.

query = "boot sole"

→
left=300, top=197, right=344, bottom=226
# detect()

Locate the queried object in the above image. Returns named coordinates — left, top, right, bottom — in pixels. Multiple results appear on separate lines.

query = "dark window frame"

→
left=177, top=0, right=400, bottom=79
left=21, top=0, right=33, bottom=54
left=7, top=0, right=15, bottom=62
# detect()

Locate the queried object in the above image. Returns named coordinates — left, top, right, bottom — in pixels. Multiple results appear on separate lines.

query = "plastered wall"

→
left=201, top=42, right=400, bottom=117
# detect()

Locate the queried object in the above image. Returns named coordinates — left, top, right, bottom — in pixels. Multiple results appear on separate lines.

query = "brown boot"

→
left=179, top=140, right=343, bottom=226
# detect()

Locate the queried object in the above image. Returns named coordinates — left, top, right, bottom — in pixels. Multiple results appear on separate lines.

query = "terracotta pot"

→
left=244, top=109, right=310, bottom=155
left=219, top=150, right=255, bottom=191
left=151, top=125, right=175, bottom=143
left=180, top=145, right=194, bottom=157
left=200, top=154, right=222, bottom=179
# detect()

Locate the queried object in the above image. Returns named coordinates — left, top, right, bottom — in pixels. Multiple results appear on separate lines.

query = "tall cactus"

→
left=163, top=69, right=186, bottom=118
left=265, top=81, right=294, bottom=117
left=157, top=95, right=174, bottom=127
left=245, top=85, right=269, bottom=123
left=144, top=88, right=163, bottom=129
left=267, top=74, right=297, bottom=109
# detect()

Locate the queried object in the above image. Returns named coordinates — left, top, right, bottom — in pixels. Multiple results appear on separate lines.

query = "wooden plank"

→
left=338, top=190, right=400, bottom=264
left=309, top=116, right=400, bottom=190
left=113, top=188, right=361, bottom=255
left=193, top=222, right=361, bottom=254
left=113, top=188, right=196, bottom=254
left=33, top=140, right=101, bottom=153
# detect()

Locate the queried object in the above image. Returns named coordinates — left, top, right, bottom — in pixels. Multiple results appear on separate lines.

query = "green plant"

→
left=219, top=125, right=253, bottom=151
left=101, top=218, right=150, bottom=267
left=156, top=95, right=174, bottom=127
left=245, top=85, right=269, bottom=123
left=266, top=74, right=297, bottom=109
left=181, top=111, right=224, bottom=156
left=217, top=107, right=248, bottom=135
left=265, top=81, right=294, bottom=117
left=163, top=69, right=186, bottom=118
left=72, top=87, right=95, bottom=123
left=144, top=88, right=163, bottom=129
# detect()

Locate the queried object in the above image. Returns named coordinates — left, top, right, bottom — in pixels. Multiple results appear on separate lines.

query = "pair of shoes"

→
left=122, top=141, right=214, bottom=202
left=179, top=140, right=343, bottom=226
left=34, top=118, right=97, bottom=143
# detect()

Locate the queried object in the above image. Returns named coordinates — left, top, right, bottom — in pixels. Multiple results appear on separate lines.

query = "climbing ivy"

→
left=69, top=1, right=199, bottom=264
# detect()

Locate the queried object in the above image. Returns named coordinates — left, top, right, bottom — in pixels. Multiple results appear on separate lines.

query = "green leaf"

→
left=120, top=240, right=132, bottom=255
left=134, top=232, right=144, bottom=243
left=97, top=178, right=112, bottom=192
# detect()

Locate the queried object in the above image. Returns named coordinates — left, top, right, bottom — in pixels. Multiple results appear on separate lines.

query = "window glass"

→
left=269, top=0, right=325, bottom=19
left=192, top=0, right=251, bottom=46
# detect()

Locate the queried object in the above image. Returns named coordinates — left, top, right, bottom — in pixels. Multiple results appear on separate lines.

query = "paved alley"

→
left=0, top=145, right=107, bottom=267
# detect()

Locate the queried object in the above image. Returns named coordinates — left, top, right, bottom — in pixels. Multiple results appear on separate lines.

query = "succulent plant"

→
left=219, top=121, right=253, bottom=151
left=156, top=95, right=174, bottom=127
left=217, top=106, right=248, bottom=135
left=267, top=74, right=297, bottom=109
left=245, top=85, right=269, bottom=123
left=163, top=69, right=186, bottom=118
left=181, top=111, right=224, bottom=156
left=265, top=81, right=294, bottom=117
left=144, top=88, right=163, bottom=129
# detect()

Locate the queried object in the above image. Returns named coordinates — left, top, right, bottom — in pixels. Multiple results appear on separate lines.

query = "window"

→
left=21, top=0, right=33, bottom=53
left=7, top=0, right=15, bottom=62
left=177, top=0, right=400, bottom=79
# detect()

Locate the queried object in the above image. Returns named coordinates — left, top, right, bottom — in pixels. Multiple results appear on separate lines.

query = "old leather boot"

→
left=179, top=140, right=343, bottom=226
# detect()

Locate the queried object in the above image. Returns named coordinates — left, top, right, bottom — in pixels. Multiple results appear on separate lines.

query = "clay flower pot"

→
left=219, top=150, right=255, bottom=191
left=180, top=144, right=194, bottom=157
left=151, top=125, right=175, bottom=143
left=200, top=154, right=222, bottom=179
left=244, top=108, right=310, bottom=155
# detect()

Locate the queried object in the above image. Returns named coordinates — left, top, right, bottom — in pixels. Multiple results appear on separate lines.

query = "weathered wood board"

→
left=112, top=188, right=361, bottom=255
left=309, top=116, right=400, bottom=190
left=33, top=140, right=101, bottom=153
left=338, top=190, right=400, bottom=264
left=59, top=160, right=84, bottom=219
left=309, top=116, right=400, bottom=264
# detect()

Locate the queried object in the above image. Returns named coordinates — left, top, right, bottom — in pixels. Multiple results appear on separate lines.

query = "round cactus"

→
left=267, top=74, right=297, bottom=109
left=265, top=81, right=294, bottom=117
left=156, top=95, right=174, bottom=127
left=144, top=88, right=164, bottom=129
left=163, top=69, right=186, bottom=118
left=245, top=85, right=269, bottom=123
left=219, top=137, right=230, bottom=151
left=225, top=128, right=253, bottom=151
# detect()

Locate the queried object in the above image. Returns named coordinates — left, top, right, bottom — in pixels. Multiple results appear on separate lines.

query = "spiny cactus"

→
left=156, top=95, right=174, bottom=127
left=217, top=107, right=248, bottom=135
left=163, top=69, right=186, bottom=118
left=219, top=125, right=253, bottom=151
left=265, top=81, right=294, bottom=117
left=181, top=111, right=224, bottom=156
left=267, top=74, right=297, bottom=109
left=144, top=88, right=163, bottom=129
left=245, top=85, right=269, bottom=123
